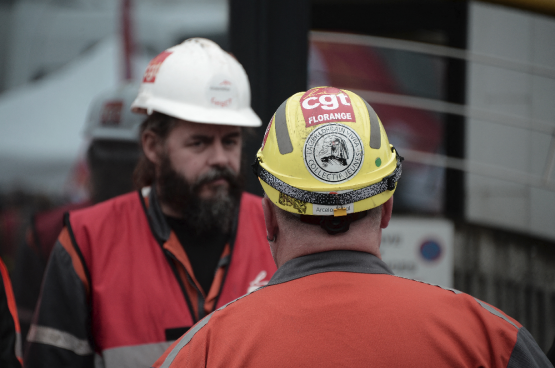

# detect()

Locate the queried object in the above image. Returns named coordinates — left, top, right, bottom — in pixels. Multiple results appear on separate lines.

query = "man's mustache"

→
left=193, top=167, right=238, bottom=191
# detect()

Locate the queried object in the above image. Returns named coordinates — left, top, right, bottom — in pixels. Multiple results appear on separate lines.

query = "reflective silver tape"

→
left=474, top=298, right=519, bottom=329
left=102, top=341, right=173, bottom=368
left=94, top=354, right=106, bottom=368
left=27, top=324, right=93, bottom=356
left=393, top=275, right=463, bottom=294
left=160, top=314, right=213, bottom=368
left=15, top=331, right=22, bottom=359
left=274, top=99, right=293, bottom=155
left=362, top=99, right=382, bottom=149
left=394, top=276, right=519, bottom=330
left=158, top=287, right=260, bottom=368
left=258, top=156, right=402, bottom=206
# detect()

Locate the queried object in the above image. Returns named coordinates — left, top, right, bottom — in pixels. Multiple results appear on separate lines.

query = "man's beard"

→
left=157, top=155, right=243, bottom=235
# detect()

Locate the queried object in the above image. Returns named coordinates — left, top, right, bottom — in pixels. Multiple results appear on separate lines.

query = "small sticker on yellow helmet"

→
left=333, top=208, right=347, bottom=217
left=279, top=192, right=307, bottom=214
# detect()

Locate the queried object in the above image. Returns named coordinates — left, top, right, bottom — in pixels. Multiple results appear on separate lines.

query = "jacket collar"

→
left=143, top=186, right=172, bottom=243
left=268, top=250, right=393, bottom=286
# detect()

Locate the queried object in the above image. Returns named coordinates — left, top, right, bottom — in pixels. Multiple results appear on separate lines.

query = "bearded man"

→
left=25, top=38, right=276, bottom=368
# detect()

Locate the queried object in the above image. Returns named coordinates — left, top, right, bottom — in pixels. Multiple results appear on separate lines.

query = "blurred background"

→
left=0, top=0, right=554, bottom=352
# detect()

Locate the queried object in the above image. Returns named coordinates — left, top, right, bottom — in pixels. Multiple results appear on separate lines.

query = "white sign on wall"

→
left=380, top=217, right=454, bottom=288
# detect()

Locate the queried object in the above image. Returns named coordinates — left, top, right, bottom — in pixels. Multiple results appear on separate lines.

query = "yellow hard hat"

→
left=252, top=86, right=402, bottom=234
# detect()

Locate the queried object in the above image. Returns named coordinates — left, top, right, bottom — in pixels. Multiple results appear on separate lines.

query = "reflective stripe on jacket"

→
left=0, top=258, right=22, bottom=368
left=25, top=188, right=276, bottom=368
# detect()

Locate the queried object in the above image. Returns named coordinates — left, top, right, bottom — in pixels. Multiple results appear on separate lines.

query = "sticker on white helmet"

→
left=206, top=75, right=238, bottom=109
left=303, top=123, right=364, bottom=184
left=143, top=51, right=173, bottom=83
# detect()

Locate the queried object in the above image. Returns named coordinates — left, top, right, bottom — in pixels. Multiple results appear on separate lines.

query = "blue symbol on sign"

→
left=420, top=240, right=442, bottom=262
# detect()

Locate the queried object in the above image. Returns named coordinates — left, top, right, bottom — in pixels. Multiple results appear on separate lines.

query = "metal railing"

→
left=310, top=31, right=555, bottom=192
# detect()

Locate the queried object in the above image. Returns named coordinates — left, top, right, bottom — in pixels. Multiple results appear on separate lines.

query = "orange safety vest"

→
left=0, top=257, right=22, bottom=367
left=26, top=188, right=276, bottom=367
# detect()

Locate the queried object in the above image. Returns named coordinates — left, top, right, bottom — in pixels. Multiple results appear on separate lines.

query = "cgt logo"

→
left=300, top=87, right=356, bottom=127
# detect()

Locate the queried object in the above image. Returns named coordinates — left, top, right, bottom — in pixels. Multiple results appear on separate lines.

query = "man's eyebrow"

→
left=189, top=134, right=213, bottom=142
left=188, top=131, right=240, bottom=142
left=223, top=131, right=241, bottom=139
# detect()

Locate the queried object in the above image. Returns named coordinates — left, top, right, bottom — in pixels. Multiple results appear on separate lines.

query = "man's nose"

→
left=207, top=141, right=229, bottom=167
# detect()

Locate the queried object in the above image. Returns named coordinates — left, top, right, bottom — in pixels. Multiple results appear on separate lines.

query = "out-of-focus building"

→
left=0, top=0, right=227, bottom=195
left=0, top=0, right=228, bottom=266
left=0, top=0, right=227, bottom=92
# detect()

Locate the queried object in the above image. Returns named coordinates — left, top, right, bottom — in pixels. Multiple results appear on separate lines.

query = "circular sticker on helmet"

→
left=205, top=74, right=238, bottom=109
left=303, top=123, right=364, bottom=184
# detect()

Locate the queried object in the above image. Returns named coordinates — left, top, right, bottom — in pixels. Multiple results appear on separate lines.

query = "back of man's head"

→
left=253, top=87, right=402, bottom=265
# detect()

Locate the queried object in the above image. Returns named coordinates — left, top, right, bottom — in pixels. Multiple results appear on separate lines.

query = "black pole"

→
left=229, top=0, right=310, bottom=195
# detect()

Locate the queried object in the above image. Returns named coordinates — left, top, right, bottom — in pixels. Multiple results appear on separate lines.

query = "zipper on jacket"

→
left=139, top=189, right=206, bottom=323
left=163, top=250, right=200, bottom=323
left=212, top=206, right=239, bottom=309
left=166, top=249, right=206, bottom=320
left=184, top=270, right=205, bottom=320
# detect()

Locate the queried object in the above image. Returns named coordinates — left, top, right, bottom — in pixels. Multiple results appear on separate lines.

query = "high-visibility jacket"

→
left=0, top=258, right=22, bottom=368
left=25, top=188, right=276, bottom=368
left=12, top=201, right=90, bottom=347
left=154, top=250, right=552, bottom=368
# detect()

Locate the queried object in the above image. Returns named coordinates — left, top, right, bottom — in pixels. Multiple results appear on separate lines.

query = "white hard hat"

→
left=84, top=82, right=143, bottom=142
left=131, top=38, right=261, bottom=127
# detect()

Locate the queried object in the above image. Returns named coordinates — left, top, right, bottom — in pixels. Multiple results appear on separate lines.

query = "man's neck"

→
left=274, top=240, right=382, bottom=268
left=272, top=220, right=382, bottom=268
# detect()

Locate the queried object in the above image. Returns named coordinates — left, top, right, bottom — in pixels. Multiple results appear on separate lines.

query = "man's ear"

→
left=142, top=130, right=162, bottom=165
left=380, top=196, right=394, bottom=229
left=261, top=196, right=278, bottom=240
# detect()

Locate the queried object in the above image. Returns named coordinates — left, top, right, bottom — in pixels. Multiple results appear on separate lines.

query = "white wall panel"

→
left=532, top=16, right=555, bottom=68
left=530, top=188, right=555, bottom=239
left=466, top=2, right=555, bottom=240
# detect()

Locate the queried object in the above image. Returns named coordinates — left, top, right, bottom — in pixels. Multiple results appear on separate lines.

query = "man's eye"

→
left=224, top=139, right=238, bottom=147
left=189, top=141, right=204, bottom=147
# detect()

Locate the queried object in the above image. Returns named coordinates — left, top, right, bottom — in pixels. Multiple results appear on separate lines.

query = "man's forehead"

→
left=174, top=119, right=242, bottom=136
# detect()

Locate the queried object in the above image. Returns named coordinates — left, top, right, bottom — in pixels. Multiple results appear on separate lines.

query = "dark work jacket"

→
left=12, top=201, right=90, bottom=347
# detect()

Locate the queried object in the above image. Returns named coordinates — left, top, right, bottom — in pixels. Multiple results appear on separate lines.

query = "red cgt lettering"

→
left=300, top=87, right=356, bottom=127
